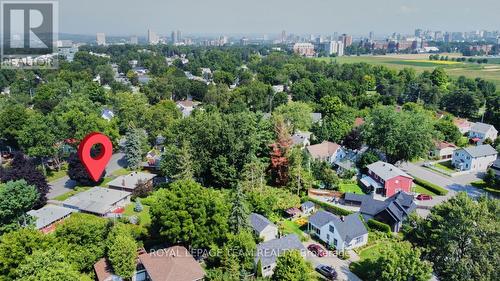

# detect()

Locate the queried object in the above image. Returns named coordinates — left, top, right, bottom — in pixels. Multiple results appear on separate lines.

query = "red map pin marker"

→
left=78, top=132, right=113, bottom=182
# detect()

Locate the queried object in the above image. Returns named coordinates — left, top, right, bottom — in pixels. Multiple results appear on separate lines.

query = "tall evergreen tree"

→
left=174, top=140, right=194, bottom=180
left=229, top=185, right=250, bottom=234
left=124, top=128, right=143, bottom=170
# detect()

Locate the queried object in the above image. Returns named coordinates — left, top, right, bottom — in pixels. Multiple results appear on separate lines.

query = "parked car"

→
left=316, top=264, right=337, bottom=280
left=307, top=244, right=326, bottom=257
left=416, top=194, right=433, bottom=201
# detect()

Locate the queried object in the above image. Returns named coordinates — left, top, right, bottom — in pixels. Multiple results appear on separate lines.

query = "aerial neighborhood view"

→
left=0, top=1, right=499, bottom=281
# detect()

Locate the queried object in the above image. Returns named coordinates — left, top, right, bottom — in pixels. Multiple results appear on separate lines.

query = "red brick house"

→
left=362, top=161, right=413, bottom=197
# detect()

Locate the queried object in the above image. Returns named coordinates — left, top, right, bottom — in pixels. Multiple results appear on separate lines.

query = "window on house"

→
left=326, top=234, right=330, bottom=241
left=333, top=239, right=338, bottom=246
left=355, top=236, right=364, bottom=244
left=329, top=225, right=335, bottom=233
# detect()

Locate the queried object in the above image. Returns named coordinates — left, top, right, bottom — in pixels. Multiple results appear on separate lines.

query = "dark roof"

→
left=285, top=207, right=302, bottom=216
left=309, top=210, right=335, bottom=228
left=360, top=192, right=416, bottom=222
left=344, top=193, right=371, bottom=204
left=250, top=213, right=275, bottom=233
left=255, top=234, right=306, bottom=268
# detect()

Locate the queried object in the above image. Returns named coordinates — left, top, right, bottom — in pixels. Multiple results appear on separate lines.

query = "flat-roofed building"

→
left=27, top=205, right=75, bottom=233
left=63, top=187, right=131, bottom=216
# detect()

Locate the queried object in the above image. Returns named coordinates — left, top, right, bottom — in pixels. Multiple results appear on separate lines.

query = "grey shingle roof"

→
left=301, top=201, right=314, bottom=210
left=344, top=193, right=371, bottom=204
left=460, top=144, right=498, bottom=158
left=366, top=161, right=412, bottom=181
left=309, top=210, right=368, bottom=244
left=255, top=234, right=306, bottom=267
left=27, top=205, right=75, bottom=229
left=471, top=122, right=497, bottom=134
left=250, top=213, right=275, bottom=233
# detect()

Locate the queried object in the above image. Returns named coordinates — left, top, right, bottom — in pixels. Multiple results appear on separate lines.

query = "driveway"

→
left=303, top=240, right=362, bottom=281
left=47, top=153, right=126, bottom=199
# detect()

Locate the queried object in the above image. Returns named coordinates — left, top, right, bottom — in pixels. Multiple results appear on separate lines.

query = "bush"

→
left=367, top=219, right=392, bottom=233
left=306, top=197, right=353, bottom=216
left=413, top=177, right=449, bottom=195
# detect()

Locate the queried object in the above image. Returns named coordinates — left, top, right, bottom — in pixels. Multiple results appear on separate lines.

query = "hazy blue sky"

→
left=59, top=0, right=500, bottom=36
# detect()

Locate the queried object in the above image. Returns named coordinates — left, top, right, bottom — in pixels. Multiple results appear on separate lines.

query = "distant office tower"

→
left=171, top=31, right=176, bottom=43
left=240, top=37, right=249, bottom=46
left=415, top=29, right=423, bottom=38
left=444, top=32, right=451, bottom=43
left=130, top=36, right=138, bottom=45
left=219, top=35, right=228, bottom=45
left=96, top=33, right=106, bottom=46
left=148, top=29, right=159, bottom=45
left=339, top=34, right=353, bottom=47
left=293, top=43, right=315, bottom=57
left=369, top=31, right=374, bottom=42
left=320, top=41, right=344, bottom=56
left=176, top=30, right=182, bottom=42
left=281, top=30, right=286, bottom=43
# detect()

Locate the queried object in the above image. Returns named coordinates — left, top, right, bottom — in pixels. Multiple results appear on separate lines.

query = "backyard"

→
left=281, top=218, right=308, bottom=241
left=123, top=202, right=151, bottom=226
left=338, top=182, right=365, bottom=194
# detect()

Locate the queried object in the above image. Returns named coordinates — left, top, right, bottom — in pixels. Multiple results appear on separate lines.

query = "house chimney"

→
left=122, top=179, right=126, bottom=186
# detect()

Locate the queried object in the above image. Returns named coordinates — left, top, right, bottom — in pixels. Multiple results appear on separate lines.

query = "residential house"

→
left=430, top=141, right=457, bottom=160
left=176, top=100, right=201, bottom=117
left=453, top=118, right=473, bottom=135
left=254, top=234, right=307, bottom=277
left=300, top=201, right=315, bottom=215
left=291, top=131, right=311, bottom=148
left=284, top=207, right=302, bottom=219
left=358, top=192, right=416, bottom=232
left=469, top=122, right=498, bottom=144
left=308, top=211, right=368, bottom=252
left=27, top=205, right=75, bottom=234
left=94, top=246, right=205, bottom=281
left=143, top=150, right=161, bottom=170
left=306, top=141, right=346, bottom=164
left=361, top=161, right=413, bottom=197
left=250, top=213, right=278, bottom=242
left=107, top=172, right=156, bottom=192
left=101, top=108, right=114, bottom=121
left=451, top=144, right=498, bottom=172
left=63, top=187, right=131, bottom=216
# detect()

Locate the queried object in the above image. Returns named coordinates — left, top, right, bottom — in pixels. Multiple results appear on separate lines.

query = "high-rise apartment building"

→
left=339, top=34, right=353, bottom=47
left=96, top=33, right=106, bottom=46
left=148, top=29, right=159, bottom=45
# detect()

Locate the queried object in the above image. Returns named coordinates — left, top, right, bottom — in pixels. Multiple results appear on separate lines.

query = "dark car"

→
left=416, top=194, right=433, bottom=201
left=316, top=264, right=337, bottom=280
left=307, top=244, right=326, bottom=257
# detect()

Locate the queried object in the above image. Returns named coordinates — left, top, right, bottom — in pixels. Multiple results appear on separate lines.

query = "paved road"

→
left=399, top=162, right=487, bottom=209
left=47, top=153, right=126, bottom=199
left=302, top=241, right=362, bottom=281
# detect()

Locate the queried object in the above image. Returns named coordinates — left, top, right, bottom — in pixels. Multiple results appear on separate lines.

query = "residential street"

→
left=399, top=162, right=487, bottom=209
left=47, top=153, right=126, bottom=199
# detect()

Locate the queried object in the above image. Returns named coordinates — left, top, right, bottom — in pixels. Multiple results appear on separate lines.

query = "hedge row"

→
left=367, top=219, right=392, bottom=233
left=413, top=177, right=449, bottom=196
left=306, top=197, right=353, bottom=216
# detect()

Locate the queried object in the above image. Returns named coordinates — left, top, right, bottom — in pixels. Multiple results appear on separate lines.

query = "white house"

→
left=308, top=211, right=368, bottom=252
left=430, top=141, right=457, bottom=160
left=300, top=201, right=315, bottom=215
left=453, top=118, right=473, bottom=135
left=176, top=100, right=201, bottom=117
left=306, top=141, right=346, bottom=164
left=452, top=144, right=498, bottom=172
left=469, top=122, right=498, bottom=144
left=250, top=213, right=278, bottom=242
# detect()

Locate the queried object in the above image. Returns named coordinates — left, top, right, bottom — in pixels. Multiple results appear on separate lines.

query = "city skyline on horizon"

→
left=58, top=0, right=500, bottom=36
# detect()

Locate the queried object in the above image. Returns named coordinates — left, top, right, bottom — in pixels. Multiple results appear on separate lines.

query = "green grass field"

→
left=433, top=160, right=456, bottom=173
left=338, top=183, right=365, bottom=194
left=316, top=55, right=500, bottom=87
left=123, top=203, right=151, bottom=226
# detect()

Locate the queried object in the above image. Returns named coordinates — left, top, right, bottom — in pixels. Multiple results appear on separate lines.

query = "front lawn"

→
left=412, top=184, right=438, bottom=196
left=46, top=164, right=68, bottom=182
left=123, top=203, right=151, bottom=226
left=281, top=219, right=307, bottom=241
left=338, top=183, right=365, bottom=194
left=358, top=240, right=391, bottom=260
left=432, top=160, right=456, bottom=173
